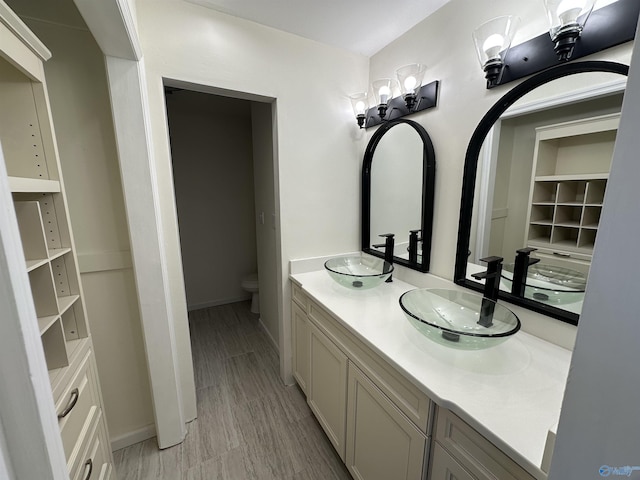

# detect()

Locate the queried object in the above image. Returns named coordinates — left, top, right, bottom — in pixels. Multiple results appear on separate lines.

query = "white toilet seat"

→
left=241, top=273, right=260, bottom=313
left=241, top=273, right=259, bottom=292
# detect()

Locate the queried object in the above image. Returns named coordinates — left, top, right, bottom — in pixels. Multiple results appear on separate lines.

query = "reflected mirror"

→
left=362, top=119, right=435, bottom=272
left=455, top=61, right=628, bottom=325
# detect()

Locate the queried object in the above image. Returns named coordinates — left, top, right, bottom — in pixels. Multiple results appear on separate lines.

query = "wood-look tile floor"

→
left=113, top=301, right=352, bottom=480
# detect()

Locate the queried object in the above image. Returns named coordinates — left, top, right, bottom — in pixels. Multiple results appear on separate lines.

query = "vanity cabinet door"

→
left=291, top=301, right=310, bottom=394
left=346, top=362, right=427, bottom=480
left=430, top=442, right=475, bottom=480
left=308, top=322, right=348, bottom=461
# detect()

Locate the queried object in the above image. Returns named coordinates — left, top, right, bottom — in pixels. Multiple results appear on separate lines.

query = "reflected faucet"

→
left=471, top=256, right=503, bottom=327
left=373, top=233, right=394, bottom=282
left=511, top=247, right=540, bottom=297
left=408, top=229, right=421, bottom=264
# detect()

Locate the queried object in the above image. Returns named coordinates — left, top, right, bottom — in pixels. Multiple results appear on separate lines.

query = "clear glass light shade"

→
left=349, top=92, right=369, bottom=116
left=543, top=0, right=596, bottom=40
left=472, top=16, right=521, bottom=68
left=396, top=64, right=427, bottom=96
left=371, top=78, right=397, bottom=106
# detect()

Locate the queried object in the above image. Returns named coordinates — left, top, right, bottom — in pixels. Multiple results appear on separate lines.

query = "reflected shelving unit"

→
left=525, top=113, right=619, bottom=273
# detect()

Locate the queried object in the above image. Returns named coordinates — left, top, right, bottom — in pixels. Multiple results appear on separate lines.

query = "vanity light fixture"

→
left=396, top=63, right=427, bottom=110
left=472, top=15, right=521, bottom=88
left=543, top=0, right=596, bottom=61
left=476, top=0, right=639, bottom=89
left=348, top=75, right=440, bottom=128
left=371, top=78, right=397, bottom=119
left=349, top=92, right=369, bottom=128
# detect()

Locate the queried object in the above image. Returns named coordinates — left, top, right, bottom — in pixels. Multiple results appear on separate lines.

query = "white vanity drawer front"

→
left=57, top=349, right=100, bottom=461
left=429, top=441, right=475, bottom=480
left=308, top=299, right=431, bottom=432
left=292, top=282, right=309, bottom=311
left=435, top=408, right=535, bottom=480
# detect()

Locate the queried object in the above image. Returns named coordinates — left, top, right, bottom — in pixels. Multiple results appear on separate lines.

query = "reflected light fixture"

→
left=543, top=0, right=596, bottom=60
left=349, top=92, right=369, bottom=128
left=371, top=78, right=397, bottom=119
left=396, top=63, right=427, bottom=110
left=472, top=15, right=520, bottom=87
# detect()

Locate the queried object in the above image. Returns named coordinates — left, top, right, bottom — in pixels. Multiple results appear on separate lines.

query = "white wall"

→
left=549, top=21, right=640, bottom=479
left=369, top=0, right=633, bottom=348
left=19, top=16, right=154, bottom=446
left=136, top=0, right=369, bottom=381
left=166, top=91, right=257, bottom=310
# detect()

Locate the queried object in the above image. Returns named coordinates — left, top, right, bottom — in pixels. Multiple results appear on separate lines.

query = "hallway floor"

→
left=113, top=301, right=352, bottom=479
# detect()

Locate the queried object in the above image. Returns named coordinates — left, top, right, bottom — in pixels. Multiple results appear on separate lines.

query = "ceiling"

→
left=183, top=0, right=452, bottom=56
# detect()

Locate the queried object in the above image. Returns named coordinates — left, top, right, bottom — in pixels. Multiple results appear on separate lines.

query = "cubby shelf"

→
left=525, top=113, right=619, bottom=263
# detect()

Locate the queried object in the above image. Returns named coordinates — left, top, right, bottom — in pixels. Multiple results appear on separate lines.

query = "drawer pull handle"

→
left=82, top=459, right=93, bottom=480
left=552, top=252, right=571, bottom=258
left=58, top=388, right=79, bottom=419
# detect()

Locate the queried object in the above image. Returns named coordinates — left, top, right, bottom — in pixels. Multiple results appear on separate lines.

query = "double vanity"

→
left=290, top=256, right=571, bottom=480
left=304, top=45, right=630, bottom=480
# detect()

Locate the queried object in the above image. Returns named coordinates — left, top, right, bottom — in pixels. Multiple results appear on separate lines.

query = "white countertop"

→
left=290, top=269, right=571, bottom=480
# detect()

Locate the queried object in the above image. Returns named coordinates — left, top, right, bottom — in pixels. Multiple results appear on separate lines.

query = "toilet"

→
left=241, top=273, right=260, bottom=314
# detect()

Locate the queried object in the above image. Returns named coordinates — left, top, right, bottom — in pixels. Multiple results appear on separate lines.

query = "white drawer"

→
left=72, top=421, right=109, bottom=480
left=69, top=411, right=113, bottom=480
left=292, top=282, right=309, bottom=311
left=57, top=350, right=100, bottom=461
left=435, top=408, right=535, bottom=480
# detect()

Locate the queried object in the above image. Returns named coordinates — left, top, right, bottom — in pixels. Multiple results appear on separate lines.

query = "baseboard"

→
left=187, top=295, right=251, bottom=311
left=258, top=317, right=279, bottom=353
left=111, top=424, right=156, bottom=452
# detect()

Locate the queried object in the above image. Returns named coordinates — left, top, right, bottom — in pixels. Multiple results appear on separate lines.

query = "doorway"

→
left=163, top=83, right=281, bottom=357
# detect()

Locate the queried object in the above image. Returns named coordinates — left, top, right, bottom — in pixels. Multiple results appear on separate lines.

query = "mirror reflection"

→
left=362, top=119, right=435, bottom=272
left=370, top=123, right=423, bottom=260
left=468, top=87, right=622, bottom=314
left=466, top=72, right=625, bottom=317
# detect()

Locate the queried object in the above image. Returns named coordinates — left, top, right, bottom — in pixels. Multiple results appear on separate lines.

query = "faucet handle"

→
left=516, top=247, right=540, bottom=266
left=472, top=256, right=503, bottom=280
left=378, top=233, right=395, bottom=238
left=479, top=256, right=503, bottom=265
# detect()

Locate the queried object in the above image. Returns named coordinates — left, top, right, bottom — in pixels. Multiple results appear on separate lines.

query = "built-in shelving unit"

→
left=525, top=113, right=619, bottom=266
left=0, top=3, right=114, bottom=478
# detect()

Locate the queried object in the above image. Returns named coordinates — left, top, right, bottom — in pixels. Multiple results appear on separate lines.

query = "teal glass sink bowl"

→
left=502, top=263, right=586, bottom=305
left=399, top=289, right=521, bottom=350
left=324, top=255, right=393, bottom=290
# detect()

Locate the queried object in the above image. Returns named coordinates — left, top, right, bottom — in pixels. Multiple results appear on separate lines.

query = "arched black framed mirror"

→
left=362, top=118, right=435, bottom=272
left=455, top=60, right=628, bottom=325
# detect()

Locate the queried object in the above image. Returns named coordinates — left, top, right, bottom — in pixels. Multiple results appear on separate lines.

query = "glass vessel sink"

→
left=399, top=289, right=520, bottom=350
left=501, top=263, right=586, bottom=305
left=324, top=255, right=393, bottom=290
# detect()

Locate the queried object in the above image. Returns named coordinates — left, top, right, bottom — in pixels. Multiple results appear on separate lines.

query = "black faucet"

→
left=372, top=233, right=394, bottom=282
left=408, top=229, right=421, bottom=264
left=511, top=247, right=540, bottom=297
left=471, top=256, right=503, bottom=327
